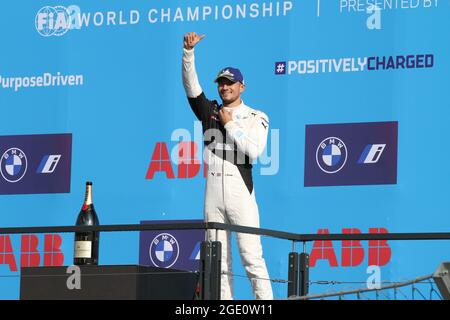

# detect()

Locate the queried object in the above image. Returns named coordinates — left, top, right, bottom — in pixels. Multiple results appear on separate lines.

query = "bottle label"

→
left=74, top=241, right=92, bottom=258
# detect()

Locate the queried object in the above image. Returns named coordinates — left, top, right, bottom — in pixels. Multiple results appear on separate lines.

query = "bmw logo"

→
left=149, top=233, right=180, bottom=268
left=316, top=137, right=347, bottom=174
left=0, top=148, right=28, bottom=183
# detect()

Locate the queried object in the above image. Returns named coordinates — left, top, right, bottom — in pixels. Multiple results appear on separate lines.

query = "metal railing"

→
left=1, top=222, right=449, bottom=300
left=292, top=275, right=439, bottom=300
left=2, top=222, right=450, bottom=241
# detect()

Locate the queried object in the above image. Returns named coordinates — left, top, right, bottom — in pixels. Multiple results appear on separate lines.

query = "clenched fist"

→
left=184, top=32, right=205, bottom=50
left=219, top=108, right=233, bottom=126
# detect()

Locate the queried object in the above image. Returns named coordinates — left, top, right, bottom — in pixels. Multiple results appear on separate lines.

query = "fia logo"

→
left=35, top=6, right=81, bottom=37
left=0, top=148, right=28, bottom=183
left=149, top=233, right=180, bottom=268
left=316, top=137, right=348, bottom=174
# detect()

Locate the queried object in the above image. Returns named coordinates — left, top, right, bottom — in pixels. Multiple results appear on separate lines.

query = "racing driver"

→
left=181, top=32, right=273, bottom=300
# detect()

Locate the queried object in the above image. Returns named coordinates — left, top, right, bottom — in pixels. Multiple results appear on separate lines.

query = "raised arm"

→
left=182, top=32, right=205, bottom=98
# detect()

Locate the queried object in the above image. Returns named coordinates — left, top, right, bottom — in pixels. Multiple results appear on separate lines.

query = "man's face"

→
left=217, top=78, right=245, bottom=105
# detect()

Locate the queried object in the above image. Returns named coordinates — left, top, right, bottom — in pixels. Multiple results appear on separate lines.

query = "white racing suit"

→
left=182, top=48, right=273, bottom=300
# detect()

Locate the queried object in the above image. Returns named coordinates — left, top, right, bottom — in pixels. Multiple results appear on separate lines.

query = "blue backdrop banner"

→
left=0, top=0, right=449, bottom=299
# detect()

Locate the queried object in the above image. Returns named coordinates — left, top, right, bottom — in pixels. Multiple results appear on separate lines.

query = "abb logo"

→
left=0, top=234, right=64, bottom=272
left=310, top=228, right=391, bottom=267
left=146, top=141, right=205, bottom=179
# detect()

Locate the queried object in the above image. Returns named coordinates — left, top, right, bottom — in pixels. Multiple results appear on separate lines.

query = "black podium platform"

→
left=20, top=265, right=198, bottom=300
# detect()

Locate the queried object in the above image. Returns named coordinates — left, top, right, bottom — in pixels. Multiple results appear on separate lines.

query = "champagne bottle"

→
left=74, top=181, right=100, bottom=265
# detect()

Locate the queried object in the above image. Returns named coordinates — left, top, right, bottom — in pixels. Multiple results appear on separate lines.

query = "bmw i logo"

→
left=149, top=233, right=180, bottom=268
left=316, top=137, right=347, bottom=174
left=0, top=148, right=28, bottom=183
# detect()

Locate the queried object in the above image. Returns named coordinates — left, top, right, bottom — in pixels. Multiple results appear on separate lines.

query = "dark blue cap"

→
left=214, top=67, right=244, bottom=84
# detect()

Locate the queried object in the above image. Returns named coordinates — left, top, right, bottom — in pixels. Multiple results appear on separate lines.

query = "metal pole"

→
left=299, top=242, right=310, bottom=296
left=199, top=241, right=212, bottom=300
left=288, top=248, right=299, bottom=297
left=199, top=240, right=222, bottom=300
left=210, top=241, right=222, bottom=300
